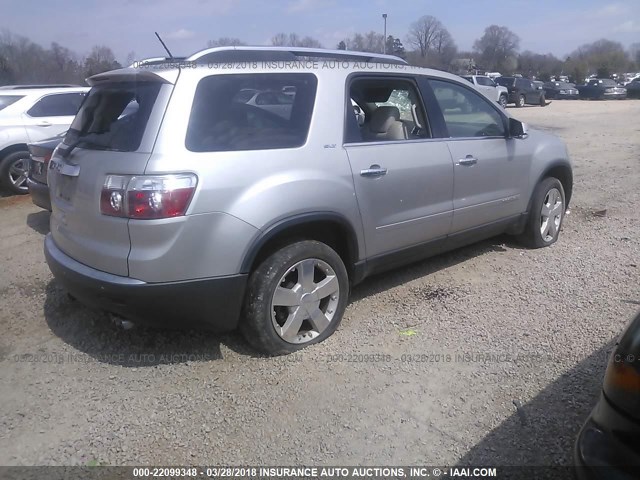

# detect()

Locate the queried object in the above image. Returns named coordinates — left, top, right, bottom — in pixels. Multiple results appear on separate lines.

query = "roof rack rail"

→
left=186, top=46, right=408, bottom=65
left=0, top=84, right=82, bottom=90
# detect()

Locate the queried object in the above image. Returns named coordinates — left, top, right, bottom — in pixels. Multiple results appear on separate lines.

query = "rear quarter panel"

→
left=142, top=68, right=365, bottom=280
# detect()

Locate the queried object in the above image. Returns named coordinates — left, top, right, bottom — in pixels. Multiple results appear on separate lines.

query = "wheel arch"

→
left=0, top=143, right=29, bottom=161
left=530, top=161, right=573, bottom=211
left=240, top=212, right=361, bottom=280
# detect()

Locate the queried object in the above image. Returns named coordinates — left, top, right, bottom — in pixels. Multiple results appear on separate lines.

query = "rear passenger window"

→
left=27, top=93, right=85, bottom=117
left=186, top=73, right=317, bottom=152
left=347, top=77, right=430, bottom=143
left=430, top=80, right=506, bottom=138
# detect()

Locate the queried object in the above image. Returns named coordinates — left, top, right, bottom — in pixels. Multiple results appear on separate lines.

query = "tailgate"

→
left=48, top=76, right=174, bottom=276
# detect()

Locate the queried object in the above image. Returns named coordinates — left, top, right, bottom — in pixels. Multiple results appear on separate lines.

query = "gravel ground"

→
left=0, top=100, right=639, bottom=471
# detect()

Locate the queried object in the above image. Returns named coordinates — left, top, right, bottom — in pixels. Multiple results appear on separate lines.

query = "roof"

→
left=0, top=84, right=83, bottom=90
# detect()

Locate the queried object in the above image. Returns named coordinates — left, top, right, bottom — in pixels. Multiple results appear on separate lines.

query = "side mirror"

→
left=509, top=118, right=528, bottom=139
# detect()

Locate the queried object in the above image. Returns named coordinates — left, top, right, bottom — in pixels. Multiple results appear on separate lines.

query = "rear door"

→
left=427, top=79, right=529, bottom=232
left=344, top=75, right=454, bottom=258
left=48, top=75, right=174, bottom=276
left=22, top=92, right=86, bottom=142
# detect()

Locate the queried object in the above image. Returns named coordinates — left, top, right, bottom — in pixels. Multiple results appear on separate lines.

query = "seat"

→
left=362, top=106, right=407, bottom=141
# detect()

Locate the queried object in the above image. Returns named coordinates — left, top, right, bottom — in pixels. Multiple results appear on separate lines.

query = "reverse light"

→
left=100, top=174, right=197, bottom=219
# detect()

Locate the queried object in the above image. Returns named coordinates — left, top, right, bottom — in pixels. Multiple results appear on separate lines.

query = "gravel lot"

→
left=1, top=100, right=639, bottom=472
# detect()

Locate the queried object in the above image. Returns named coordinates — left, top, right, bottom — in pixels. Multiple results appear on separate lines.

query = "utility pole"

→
left=382, top=14, right=388, bottom=54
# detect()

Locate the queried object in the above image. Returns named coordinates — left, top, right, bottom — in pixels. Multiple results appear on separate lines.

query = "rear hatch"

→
left=48, top=69, right=177, bottom=276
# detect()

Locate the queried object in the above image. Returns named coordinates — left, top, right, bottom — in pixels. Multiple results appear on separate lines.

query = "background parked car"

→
left=543, top=81, right=580, bottom=100
left=495, top=76, right=547, bottom=107
left=578, top=79, right=627, bottom=100
left=625, top=79, right=640, bottom=99
left=575, top=310, right=640, bottom=478
left=27, top=132, right=65, bottom=210
left=461, top=74, right=509, bottom=107
left=0, top=85, right=88, bottom=194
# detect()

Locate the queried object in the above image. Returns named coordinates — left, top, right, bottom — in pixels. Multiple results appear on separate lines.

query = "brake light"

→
left=43, top=152, right=52, bottom=165
left=100, top=174, right=197, bottom=219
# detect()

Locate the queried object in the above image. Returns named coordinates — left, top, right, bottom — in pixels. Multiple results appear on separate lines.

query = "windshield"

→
left=65, top=82, right=161, bottom=152
left=0, top=95, right=24, bottom=112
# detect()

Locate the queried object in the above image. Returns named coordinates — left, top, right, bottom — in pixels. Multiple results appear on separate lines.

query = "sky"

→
left=2, top=0, right=639, bottom=63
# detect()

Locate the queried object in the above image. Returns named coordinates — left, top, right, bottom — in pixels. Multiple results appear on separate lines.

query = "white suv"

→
left=0, top=85, right=88, bottom=193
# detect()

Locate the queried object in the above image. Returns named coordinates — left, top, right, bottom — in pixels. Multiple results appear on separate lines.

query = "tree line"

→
left=1, top=18, right=639, bottom=86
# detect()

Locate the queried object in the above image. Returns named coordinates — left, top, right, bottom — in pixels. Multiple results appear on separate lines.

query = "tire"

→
left=499, top=94, right=508, bottom=108
left=519, top=177, right=566, bottom=249
left=515, top=94, right=525, bottom=108
left=0, top=150, right=31, bottom=195
left=240, top=240, right=349, bottom=355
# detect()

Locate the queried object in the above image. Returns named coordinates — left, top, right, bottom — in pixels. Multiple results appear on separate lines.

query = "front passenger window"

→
left=429, top=80, right=506, bottom=139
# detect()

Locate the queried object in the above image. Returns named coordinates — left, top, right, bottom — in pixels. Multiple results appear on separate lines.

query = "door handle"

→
left=457, top=156, right=478, bottom=166
left=36, top=121, right=51, bottom=127
left=360, top=165, right=388, bottom=177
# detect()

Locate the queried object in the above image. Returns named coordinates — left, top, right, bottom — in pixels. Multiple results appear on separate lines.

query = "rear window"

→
left=186, top=73, right=317, bottom=152
left=65, top=82, right=161, bottom=152
left=495, top=77, right=514, bottom=87
left=0, top=95, right=23, bottom=111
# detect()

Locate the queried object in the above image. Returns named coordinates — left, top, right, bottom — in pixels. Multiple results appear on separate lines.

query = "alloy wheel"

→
left=8, top=156, right=29, bottom=192
left=270, top=258, right=340, bottom=344
left=540, top=188, right=563, bottom=242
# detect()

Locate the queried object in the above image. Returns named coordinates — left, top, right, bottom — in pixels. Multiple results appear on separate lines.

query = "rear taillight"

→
left=43, top=152, right=52, bottom=165
left=100, top=174, right=197, bottom=219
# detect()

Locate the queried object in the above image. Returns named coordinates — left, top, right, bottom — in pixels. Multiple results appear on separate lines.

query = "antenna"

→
left=154, top=32, right=174, bottom=59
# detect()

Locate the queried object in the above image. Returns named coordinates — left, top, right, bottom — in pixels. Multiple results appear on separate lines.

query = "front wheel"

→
left=519, top=177, right=566, bottom=248
left=499, top=94, right=508, bottom=108
left=0, top=150, right=31, bottom=194
left=241, top=240, right=349, bottom=355
left=515, top=94, right=525, bottom=108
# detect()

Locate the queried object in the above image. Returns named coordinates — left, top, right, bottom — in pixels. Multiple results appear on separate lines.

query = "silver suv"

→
left=44, top=47, right=573, bottom=355
left=0, top=85, right=88, bottom=193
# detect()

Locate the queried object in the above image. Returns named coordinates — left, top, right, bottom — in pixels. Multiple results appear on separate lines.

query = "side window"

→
left=429, top=80, right=506, bottom=138
left=477, top=77, right=493, bottom=87
left=348, top=77, right=430, bottom=142
left=28, top=93, right=85, bottom=117
left=186, top=73, right=317, bottom=152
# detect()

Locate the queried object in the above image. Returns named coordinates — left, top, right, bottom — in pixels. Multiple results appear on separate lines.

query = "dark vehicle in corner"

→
left=27, top=133, right=65, bottom=211
left=543, top=81, right=579, bottom=99
left=625, top=79, right=640, bottom=99
left=495, top=76, right=546, bottom=107
left=578, top=79, right=627, bottom=100
left=575, top=310, right=640, bottom=479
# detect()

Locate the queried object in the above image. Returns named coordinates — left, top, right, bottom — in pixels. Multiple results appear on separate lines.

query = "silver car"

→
left=44, top=47, right=573, bottom=355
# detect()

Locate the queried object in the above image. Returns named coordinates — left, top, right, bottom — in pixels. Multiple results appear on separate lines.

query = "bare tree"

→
left=407, top=15, right=444, bottom=58
left=473, top=25, right=520, bottom=73
left=271, top=33, right=322, bottom=48
left=84, top=45, right=121, bottom=78
left=207, top=37, right=246, bottom=48
left=568, top=39, right=630, bottom=77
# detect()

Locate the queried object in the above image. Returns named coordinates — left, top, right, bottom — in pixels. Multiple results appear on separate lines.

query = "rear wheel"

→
left=515, top=94, right=525, bottom=108
left=519, top=177, right=565, bottom=248
left=241, top=240, right=349, bottom=355
left=0, top=150, right=30, bottom=194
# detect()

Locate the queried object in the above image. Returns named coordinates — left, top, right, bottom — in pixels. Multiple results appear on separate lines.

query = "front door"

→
left=428, top=79, right=530, bottom=233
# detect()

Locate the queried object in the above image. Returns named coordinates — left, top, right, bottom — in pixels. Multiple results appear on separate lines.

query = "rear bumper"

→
left=27, top=177, right=51, bottom=211
left=44, top=234, right=247, bottom=331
